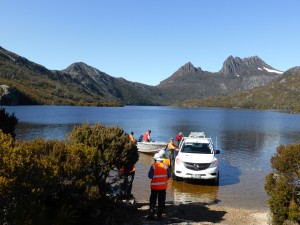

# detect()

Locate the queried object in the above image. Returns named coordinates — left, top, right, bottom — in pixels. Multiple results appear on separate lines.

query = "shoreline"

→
left=202, top=204, right=271, bottom=225
left=124, top=200, right=271, bottom=225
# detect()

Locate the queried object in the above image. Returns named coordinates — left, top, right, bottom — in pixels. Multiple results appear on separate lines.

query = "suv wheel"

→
left=172, top=172, right=182, bottom=181
left=213, top=172, right=220, bottom=185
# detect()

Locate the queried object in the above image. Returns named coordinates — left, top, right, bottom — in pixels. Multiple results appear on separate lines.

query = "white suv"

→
left=174, top=132, right=220, bottom=185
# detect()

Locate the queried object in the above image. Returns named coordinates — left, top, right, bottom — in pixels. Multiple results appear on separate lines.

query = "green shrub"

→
left=265, top=143, right=300, bottom=225
left=66, top=123, right=139, bottom=197
left=0, top=123, right=139, bottom=225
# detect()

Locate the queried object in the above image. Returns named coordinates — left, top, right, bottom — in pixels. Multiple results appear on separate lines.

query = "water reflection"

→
left=170, top=179, right=219, bottom=205
left=218, top=159, right=241, bottom=186
left=219, top=130, right=269, bottom=154
left=16, top=123, right=75, bottom=140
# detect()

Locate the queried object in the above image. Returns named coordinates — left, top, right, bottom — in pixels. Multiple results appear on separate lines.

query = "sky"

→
left=1, top=1, right=299, bottom=86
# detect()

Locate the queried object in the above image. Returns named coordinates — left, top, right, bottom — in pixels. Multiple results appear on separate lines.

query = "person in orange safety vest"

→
left=129, top=131, right=137, bottom=143
left=147, top=153, right=171, bottom=221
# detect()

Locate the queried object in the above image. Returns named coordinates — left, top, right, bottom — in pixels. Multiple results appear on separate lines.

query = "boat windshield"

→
left=181, top=143, right=212, bottom=154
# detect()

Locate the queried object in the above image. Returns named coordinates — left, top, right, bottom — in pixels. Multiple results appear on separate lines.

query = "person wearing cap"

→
left=167, top=138, right=178, bottom=170
left=143, top=130, right=152, bottom=142
left=158, top=149, right=170, bottom=168
left=147, top=153, right=171, bottom=221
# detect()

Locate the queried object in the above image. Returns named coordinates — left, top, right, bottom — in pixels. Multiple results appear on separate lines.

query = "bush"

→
left=66, top=123, right=139, bottom=197
left=0, top=123, right=139, bottom=225
left=265, top=143, right=300, bottom=225
left=0, top=107, right=18, bottom=138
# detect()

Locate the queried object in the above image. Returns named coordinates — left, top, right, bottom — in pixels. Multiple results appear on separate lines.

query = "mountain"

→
left=0, top=46, right=117, bottom=106
left=0, top=47, right=162, bottom=106
left=61, top=62, right=129, bottom=99
left=157, top=56, right=283, bottom=104
left=219, top=56, right=283, bottom=91
left=219, top=56, right=282, bottom=77
left=157, top=62, right=217, bottom=103
left=180, top=66, right=300, bottom=113
left=61, top=62, right=164, bottom=105
left=0, top=46, right=292, bottom=107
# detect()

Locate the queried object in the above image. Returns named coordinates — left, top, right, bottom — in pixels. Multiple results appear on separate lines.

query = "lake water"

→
left=5, top=105, right=300, bottom=210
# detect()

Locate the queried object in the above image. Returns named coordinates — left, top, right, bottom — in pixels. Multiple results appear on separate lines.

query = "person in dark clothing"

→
left=120, top=165, right=136, bottom=198
left=147, top=153, right=171, bottom=221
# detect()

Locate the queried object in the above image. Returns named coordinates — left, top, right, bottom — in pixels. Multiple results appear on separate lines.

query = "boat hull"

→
left=137, top=141, right=167, bottom=154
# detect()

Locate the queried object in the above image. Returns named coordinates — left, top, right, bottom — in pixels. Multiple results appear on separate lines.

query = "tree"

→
left=0, top=107, right=18, bottom=138
left=265, top=143, right=300, bottom=225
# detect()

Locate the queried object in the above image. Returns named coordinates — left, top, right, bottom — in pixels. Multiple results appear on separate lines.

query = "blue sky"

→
left=1, top=1, right=299, bottom=85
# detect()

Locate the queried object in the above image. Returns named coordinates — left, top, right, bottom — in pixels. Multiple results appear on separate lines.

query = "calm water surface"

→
left=5, top=106, right=300, bottom=210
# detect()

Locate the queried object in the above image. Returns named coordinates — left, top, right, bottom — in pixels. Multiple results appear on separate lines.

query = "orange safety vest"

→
left=168, top=142, right=177, bottom=150
left=129, top=134, right=135, bottom=143
left=162, top=158, right=170, bottom=167
left=150, top=162, right=168, bottom=190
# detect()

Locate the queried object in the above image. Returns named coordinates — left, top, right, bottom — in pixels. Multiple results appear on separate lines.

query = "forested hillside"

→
left=0, top=47, right=123, bottom=106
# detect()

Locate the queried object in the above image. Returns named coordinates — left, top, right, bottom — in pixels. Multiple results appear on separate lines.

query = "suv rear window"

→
left=181, top=143, right=212, bottom=154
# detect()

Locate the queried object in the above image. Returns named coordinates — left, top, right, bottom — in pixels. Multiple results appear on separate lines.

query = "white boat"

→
left=137, top=141, right=167, bottom=154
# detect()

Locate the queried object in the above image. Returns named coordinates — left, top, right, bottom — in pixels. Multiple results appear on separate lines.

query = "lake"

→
left=5, top=105, right=300, bottom=210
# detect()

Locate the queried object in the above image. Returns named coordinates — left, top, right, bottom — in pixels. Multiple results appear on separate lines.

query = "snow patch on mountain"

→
left=257, top=67, right=283, bottom=74
left=263, top=67, right=283, bottom=74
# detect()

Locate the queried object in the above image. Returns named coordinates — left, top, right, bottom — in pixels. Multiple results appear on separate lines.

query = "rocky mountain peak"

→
left=158, top=62, right=203, bottom=86
left=62, top=62, right=103, bottom=76
left=179, top=62, right=202, bottom=73
left=219, top=56, right=276, bottom=76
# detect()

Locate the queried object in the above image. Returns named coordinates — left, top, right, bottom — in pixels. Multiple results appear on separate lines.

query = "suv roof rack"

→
left=188, top=132, right=206, bottom=138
